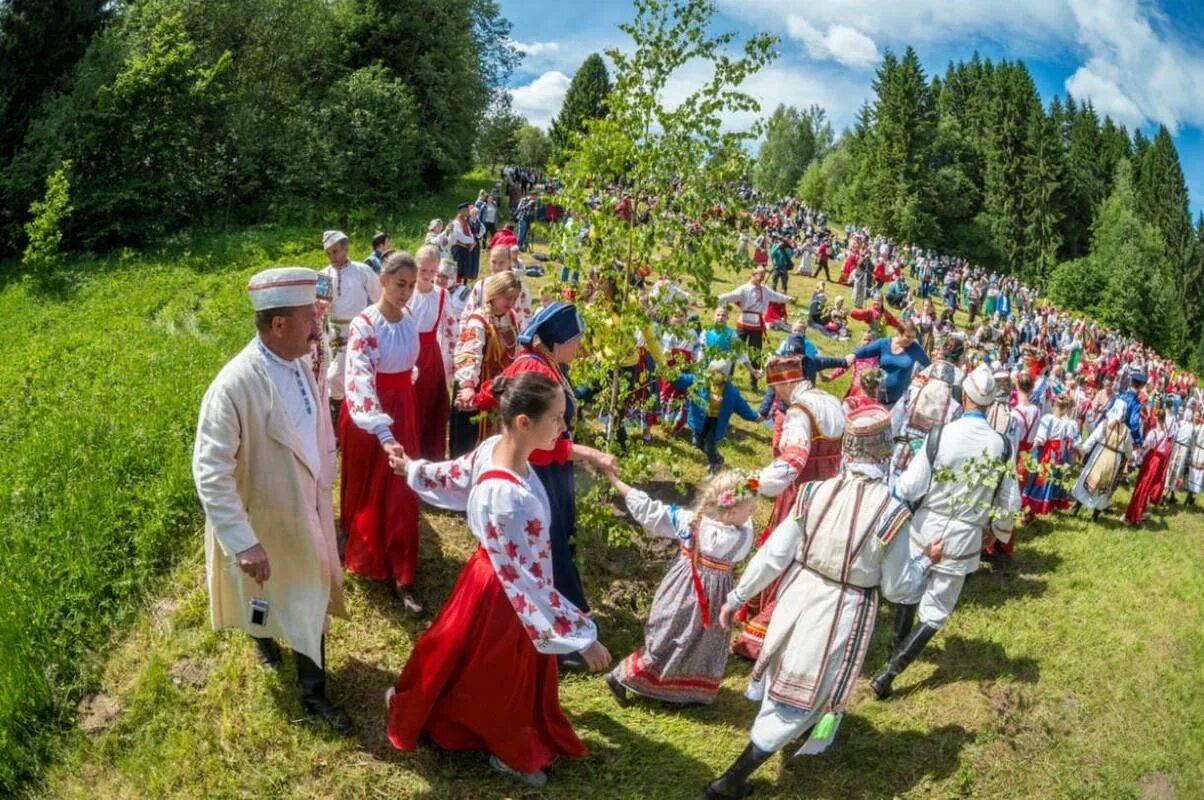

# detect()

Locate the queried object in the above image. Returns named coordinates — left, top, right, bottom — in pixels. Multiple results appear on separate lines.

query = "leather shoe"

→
left=302, top=695, right=354, bottom=736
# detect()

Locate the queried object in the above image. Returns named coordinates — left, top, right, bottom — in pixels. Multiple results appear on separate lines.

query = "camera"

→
left=249, top=598, right=269, bottom=626
left=315, top=274, right=333, bottom=302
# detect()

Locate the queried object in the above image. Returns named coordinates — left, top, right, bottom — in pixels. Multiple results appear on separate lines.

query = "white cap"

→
left=247, top=267, right=318, bottom=311
left=322, top=230, right=349, bottom=250
left=437, top=259, right=458, bottom=277
left=963, top=363, right=996, bottom=406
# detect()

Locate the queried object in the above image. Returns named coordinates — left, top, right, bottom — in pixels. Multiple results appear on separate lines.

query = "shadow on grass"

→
left=775, top=717, right=974, bottom=799
left=888, top=633, right=1040, bottom=698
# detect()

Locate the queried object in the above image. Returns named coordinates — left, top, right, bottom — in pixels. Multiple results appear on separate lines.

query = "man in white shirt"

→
left=870, top=364, right=1020, bottom=700
left=192, top=268, right=351, bottom=733
left=319, top=230, right=380, bottom=430
left=716, top=267, right=792, bottom=391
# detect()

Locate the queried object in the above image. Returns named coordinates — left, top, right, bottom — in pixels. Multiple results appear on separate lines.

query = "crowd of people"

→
left=191, top=179, right=1204, bottom=797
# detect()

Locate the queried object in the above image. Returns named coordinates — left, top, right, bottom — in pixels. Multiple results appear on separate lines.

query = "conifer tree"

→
left=549, top=53, right=610, bottom=161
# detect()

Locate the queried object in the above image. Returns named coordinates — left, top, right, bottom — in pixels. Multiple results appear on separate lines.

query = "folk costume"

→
left=1124, top=423, right=1171, bottom=525
left=1020, top=413, right=1078, bottom=516
left=386, top=436, right=597, bottom=774
left=733, top=358, right=844, bottom=661
left=1187, top=416, right=1204, bottom=500
left=872, top=365, right=1020, bottom=701
left=477, top=303, right=591, bottom=613
left=319, top=234, right=380, bottom=413
left=608, top=487, right=754, bottom=705
left=340, top=304, right=422, bottom=588
left=406, top=284, right=451, bottom=460
left=1071, top=396, right=1135, bottom=514
left=704, top=405, right=931, bottom=800
left=193, top=268, right=350, bottom=732
left=887, top=357, right=964, bottom=485
left=716, top=280, right=792, bottom=389
left=450, top=306, right=519, bottom=457
left=461, top=270, right=534, bottom=332
left=1164, top=411, right=1197, bottom=501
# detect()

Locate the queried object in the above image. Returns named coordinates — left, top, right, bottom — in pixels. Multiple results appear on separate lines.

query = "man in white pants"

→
left=871, top=363, right=1021, bottom=700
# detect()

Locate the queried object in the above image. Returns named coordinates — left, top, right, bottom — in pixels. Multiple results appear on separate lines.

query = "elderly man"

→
left=192, top=267, right=351, bottom=733
left=319, top=230, right=380, bottom=430
left=705, top=406, right=943, bottom=799
left=871, top=364, right=1020, bottom=700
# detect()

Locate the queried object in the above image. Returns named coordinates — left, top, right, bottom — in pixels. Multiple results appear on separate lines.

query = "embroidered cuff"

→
left=374, top=426, right=396, bottom=445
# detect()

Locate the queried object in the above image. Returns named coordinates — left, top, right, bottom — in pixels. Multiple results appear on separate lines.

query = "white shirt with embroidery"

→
left=405, top=436, right=597, bottom=654
left=622, top=489, right=753, bottom=563
left=344, top=305, right=419, bottom=439
left=255, top=337, right=319, bottom=472
left=321, top=260, right=381, bottom=399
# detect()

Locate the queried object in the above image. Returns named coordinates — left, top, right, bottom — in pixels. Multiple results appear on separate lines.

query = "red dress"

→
left=411, top=288, right=450, bottom=460
left=1125, top=429, right=1171, bottom=525
left=387, top=451, right=595, bottom=773
left=341, top=308, right=421, bottom=584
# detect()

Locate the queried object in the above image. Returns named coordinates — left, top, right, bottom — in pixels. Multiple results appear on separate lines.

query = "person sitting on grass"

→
left=601, top=469, right=756, bottom=707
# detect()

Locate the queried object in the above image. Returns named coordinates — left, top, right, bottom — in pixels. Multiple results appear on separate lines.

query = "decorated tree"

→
left=548, top=0, right=775, bottom=543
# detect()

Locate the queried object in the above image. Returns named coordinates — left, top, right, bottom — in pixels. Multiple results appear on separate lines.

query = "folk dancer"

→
left=320, top=230, right=380, bottom=432
left=716, top=267, right=792, bottom=391
left=406, top=245, right=451, bottom=460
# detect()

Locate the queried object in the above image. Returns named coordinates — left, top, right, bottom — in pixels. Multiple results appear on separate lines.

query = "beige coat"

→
left=193, top=340, right=347, bottom=666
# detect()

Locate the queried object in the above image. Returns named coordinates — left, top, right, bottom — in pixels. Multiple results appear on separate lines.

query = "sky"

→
left=497, top=0, right=1204, bottom=219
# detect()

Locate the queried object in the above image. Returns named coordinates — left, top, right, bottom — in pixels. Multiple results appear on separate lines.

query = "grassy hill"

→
left=3, top=180, right=1202, bottom=799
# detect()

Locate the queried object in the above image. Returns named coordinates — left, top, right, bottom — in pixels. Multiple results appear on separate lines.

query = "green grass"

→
left=7, top=208, right=1204, bottom=799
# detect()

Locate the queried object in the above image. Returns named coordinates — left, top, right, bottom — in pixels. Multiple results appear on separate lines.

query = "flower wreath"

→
left=716, top=473, right=760, bottom=509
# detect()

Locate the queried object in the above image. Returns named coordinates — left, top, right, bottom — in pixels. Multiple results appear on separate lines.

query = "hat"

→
left=842, top=404, right=893, bottom=463
left=765, top=355, right=804, bottom=386
left=371, top=231, right=389, bottom=247
left=992, top=368, right=1012, bottom=399
left=456, top=201, right=471, bottom=210
left=247, top=267, right=318, bottom=311
left=963, top=363, right=996, bottom=406
left=1130, top=371, right=1148, bottom=385
left=517, top=301, right=584, bottom=347
left=322, top=230, right=348, bottom=250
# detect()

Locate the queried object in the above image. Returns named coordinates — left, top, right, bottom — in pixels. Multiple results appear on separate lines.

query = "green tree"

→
left=754, top=104, right=815, bottom=196
left=514, top=124, right=552, bottom=168
left=475, top=91, right=524, bottom=170
left=1021, top=108, right=1065, bottom=284
left=21, top=160, right=72, bottom=283
left=1048, top=159, right=1185, bottom=357
left=549, top=52, right=610, bottom=160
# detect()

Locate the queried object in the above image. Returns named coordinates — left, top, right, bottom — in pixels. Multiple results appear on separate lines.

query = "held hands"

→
left=455, top=386, right=476, bottom=410
left=235, top=543, right=271, bottom=585
left=922, top=537, right=945, bottom=563
left=580, top=640, right=612, bottom=672
left=385, top=443, right=411, bottom=476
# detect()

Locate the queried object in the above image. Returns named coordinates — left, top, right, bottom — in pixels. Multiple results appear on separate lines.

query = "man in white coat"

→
left=871, top=363, right=1020, bottom=700
left=193, top=267, right=351, bottom=734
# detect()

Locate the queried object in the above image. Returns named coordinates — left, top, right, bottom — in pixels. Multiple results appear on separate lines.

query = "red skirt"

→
left=340, top=371, right=420, bottom=584
left=1125, top=446, right=1170, bottom=525
left=414, top=331, right=450, bottom=461
left=386, top=548, right=587, bottom=772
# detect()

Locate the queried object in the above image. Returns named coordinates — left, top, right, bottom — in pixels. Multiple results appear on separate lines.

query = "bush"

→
left=21, top=161, right=73, bottom=282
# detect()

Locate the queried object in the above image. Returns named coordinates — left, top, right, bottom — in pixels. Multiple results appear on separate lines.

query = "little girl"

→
left=601, top=469, right=756, bottom=706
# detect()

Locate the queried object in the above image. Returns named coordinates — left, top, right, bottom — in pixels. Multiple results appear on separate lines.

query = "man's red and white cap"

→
left=247, top=267, right=317, bottom=311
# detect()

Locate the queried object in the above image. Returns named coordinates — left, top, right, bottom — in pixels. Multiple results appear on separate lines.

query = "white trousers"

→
left=917, top=570, right=965, bottom=628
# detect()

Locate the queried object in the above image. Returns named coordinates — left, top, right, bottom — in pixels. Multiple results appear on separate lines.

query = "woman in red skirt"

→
left=341, top=251, right=424, bottom=615
left=406, top=245, right=451, bottom=460
left=386, top=370, right=612, bottom=787
left=1125, top=411, right=1171, bottom=526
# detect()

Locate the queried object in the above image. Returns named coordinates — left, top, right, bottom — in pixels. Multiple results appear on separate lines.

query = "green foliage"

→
left=1048, top=159, right=1186, bottom=356
left=475, top=91, right=525, bottom=170
left=754, top=104, right=829, bottom=196
left=515, top=124, right=553, bottom=169
left=21, top=161, right=72, bottom=279
left=549, top=53, right=611, bottom=162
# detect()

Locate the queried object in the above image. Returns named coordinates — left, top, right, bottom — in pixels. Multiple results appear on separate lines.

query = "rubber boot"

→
left=887, top=603, right=917, bottom=660
left=296, top=637, right=353, bottom=735
left=870, top=622, right=939, bottom=700
left=703, top=740, right=775, bottom=799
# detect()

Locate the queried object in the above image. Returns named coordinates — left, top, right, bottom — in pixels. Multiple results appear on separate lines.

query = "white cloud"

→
left=1064, top=0, right=1204, bottom=133
left=509, top=70, right=571, bottom=129
left=785, top=16, right=879, bottom=68
left=509, top=40, right=561, bottom=57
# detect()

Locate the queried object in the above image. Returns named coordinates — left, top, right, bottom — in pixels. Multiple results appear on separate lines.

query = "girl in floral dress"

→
left=601, top=469, right=756, bottom=706
left=385, top=371, right=612, bottom=788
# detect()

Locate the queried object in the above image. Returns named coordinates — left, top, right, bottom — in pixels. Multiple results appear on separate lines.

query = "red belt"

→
left=418, top=330, right=438, bottom=346
left=376, top=371, right=412, bottom=390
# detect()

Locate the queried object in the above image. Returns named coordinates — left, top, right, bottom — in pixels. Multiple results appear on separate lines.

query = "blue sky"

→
left=498, top=0, right=1204, bottom=219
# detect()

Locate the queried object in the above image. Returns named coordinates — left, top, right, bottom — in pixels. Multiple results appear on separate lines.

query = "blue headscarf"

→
left=518, top=301, right=584, bottom=347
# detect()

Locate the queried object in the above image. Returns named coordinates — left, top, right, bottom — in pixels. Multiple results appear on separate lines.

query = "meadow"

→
left=2, top=177, right=1201, bottom=799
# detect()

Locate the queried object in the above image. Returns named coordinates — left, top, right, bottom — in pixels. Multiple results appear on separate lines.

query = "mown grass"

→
left=10, top=204, right=1204, bottom=799
left=0, top=175, right=497, bottom=793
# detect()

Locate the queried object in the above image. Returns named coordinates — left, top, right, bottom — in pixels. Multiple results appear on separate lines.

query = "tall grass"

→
left=0, top=177, right=491, bottom=792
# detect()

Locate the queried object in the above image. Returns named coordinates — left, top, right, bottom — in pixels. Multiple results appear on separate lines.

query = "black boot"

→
left=296, top=637, right=353, bottom=735
left=887, top=603, right=917, bottom=660
left=703, top=740, right=775, bottom=799
left=1092, top=509, right=1101, bottom=522
left=871, top=622, right=939, bottom=701
left=252, top=636, right=282, bottom=669
left=1071, top=501, right=1082, bottom=517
